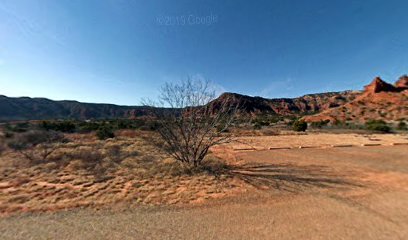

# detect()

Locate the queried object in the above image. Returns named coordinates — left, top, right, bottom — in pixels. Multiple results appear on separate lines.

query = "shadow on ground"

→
left=222, top=163, right=362, bottom=192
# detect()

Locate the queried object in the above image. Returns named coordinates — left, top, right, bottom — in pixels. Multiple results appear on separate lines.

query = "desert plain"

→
left=1, top=131, right=407, bottom=240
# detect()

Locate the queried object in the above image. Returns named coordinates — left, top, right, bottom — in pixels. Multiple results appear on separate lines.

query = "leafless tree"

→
left=143, top=77, right=239, bottom=167
left=7, top=130, right=66, bottom=164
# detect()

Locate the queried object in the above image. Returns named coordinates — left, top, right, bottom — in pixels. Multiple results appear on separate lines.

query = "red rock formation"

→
left=209, top=91, right=359, bottom=116
left=395, top=75, right=408, bottom=90
left=304, top=76, right=408, bottom=123
left=364, top=77, right=397, bottom=93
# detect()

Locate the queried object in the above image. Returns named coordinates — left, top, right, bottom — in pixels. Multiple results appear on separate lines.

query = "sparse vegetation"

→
left=292, top=120, right=308, bottom=132
left=253, top=122, right=262, bottom=130
left=397, top=121, right=407, bottom=131
left=310, top=120, right=330, bottom=129
left=39, top=119, right=153, bottom=134
left=365, top=120, right=391, bottom=133
left=6, top=130, right=67, bottom=164
left=96, top=126, right=115, bottom=140
left=251, top=115, right=283, bottom=130
left=41, top=120, right=76, bottom=133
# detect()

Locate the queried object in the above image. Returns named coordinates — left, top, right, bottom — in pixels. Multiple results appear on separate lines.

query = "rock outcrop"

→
left=395, top=75, right=408, bottom=90
left=210, top=91, right=359, bottom=116
left=304, top=76, right=408, bottom=123
left=364, top=77, right=397, bottom=93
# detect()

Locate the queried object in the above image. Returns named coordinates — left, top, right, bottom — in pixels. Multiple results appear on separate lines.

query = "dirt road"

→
left=1, top=146, right=407, bottom=240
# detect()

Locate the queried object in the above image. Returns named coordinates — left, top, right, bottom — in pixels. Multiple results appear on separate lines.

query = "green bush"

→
left=40, top=119, right=151, bottom=134
left=397, top=121, right=407, bottom=131
left=41, top=121, right=76, bottom=133
left=310, top=120, right=330, bottom=129
left=365, top=120, right=391, bottom=133
left=78, top=121, right=101, bottom=133
left=5, top=122, right=31, bottom=133
left=96, top=127, right=115, bottom=140
left=139, top=120, right=159, bottom=131
left=292, top=120, right=307, bottom=132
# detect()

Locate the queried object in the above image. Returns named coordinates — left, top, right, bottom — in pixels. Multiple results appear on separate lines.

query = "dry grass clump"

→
left=4, top=130, right=67, bottom=167
left=0, top=132, right=243, bottom=215
left=115, top=129, right=140, bottom=138
left=132, top=156, right=231, bottom=178
left=260, top=128, right=280, bottom=136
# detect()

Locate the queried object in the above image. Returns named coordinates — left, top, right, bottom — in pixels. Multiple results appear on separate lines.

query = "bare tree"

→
left=7, top=130, right=66, bottom=164
left=144, top=77, right=239, bottom=167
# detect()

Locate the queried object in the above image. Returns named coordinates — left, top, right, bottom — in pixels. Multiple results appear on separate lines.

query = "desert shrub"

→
left=330, top=120, right=364, bottom=130
left=143, top=77, right=238, bottom=167
left=7, top=130, right=67, bottom=164
left=310, top=120, right=330, bottom=129
left=365, top=120, right=391, bottom=133
left=199, top=157, right=231, bottom=175
left=40, top=121, right=76, bottom=133
left=113, top=119, right=146, bottom=130
left=345, top=122, right=364, bottom=130
left=292, top=120, right=307, bottom=132
left=77, top=121, right=101, bottom=133
left=252, top=117, right=270, bottom=127
left=251, top=115, right=282, bottom=129
left=38, top=119, right=152, bottom=134
left=138, top=120, right=160, bottom=131
left=5, top=122, right=32, bottom=133
left=116, top=129, right=139, bottom=138
left=397, top=121, right=407, bottom=131
left=286, top=116, right=300, bottom=127
left=141, top=156, right=230, bottom=177
left=96, top=126, right=115, bottom=140
left=287, top=120, right=295, bottom=126
left=66, top=146, right=103, bottom=166
left=253, top=122, right=262, bottom=130
left=64, top=146, right=114, bottom=178
left=105, top=145, right=123, bottom=163
left=216, top=123, right=230, bottom=133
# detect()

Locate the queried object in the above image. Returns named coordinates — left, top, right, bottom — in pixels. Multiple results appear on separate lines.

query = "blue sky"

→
left=1, top=0, right=407, bottom=105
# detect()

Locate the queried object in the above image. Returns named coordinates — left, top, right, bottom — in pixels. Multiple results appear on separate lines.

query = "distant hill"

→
left=210, top=91, right=360, bottom=116
left=0, top=96, right=151, bottom=121
left=0, top=91, right=359, bottom=121
left=1, top=76, right=407, bottom=122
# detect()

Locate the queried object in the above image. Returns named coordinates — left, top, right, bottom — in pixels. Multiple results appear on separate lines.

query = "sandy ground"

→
left=1, top=144, right=407, bottom=240
left=222, top=133, right=408, bottom=150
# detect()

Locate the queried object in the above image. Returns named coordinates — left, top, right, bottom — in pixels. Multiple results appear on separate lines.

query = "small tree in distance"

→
left=143, top=77, right=239, bottom=167
left=96, top=126, right=115, bottom=140
left=293, top=120, right=308, bottom=132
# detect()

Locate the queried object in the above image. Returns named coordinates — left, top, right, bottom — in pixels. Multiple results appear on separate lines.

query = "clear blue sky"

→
left=1, top=0, right=407, bottom=105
